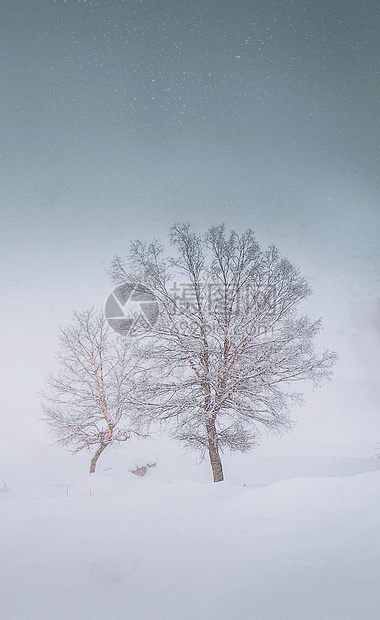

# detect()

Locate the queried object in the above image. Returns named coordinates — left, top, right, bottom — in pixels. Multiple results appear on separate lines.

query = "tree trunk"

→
left=89, top=443, right=108, bottom=473
left=206, top=418, right=224, bottom=482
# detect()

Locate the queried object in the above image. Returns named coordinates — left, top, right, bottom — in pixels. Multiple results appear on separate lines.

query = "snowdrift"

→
left=1, top=439, right=379, bottom=620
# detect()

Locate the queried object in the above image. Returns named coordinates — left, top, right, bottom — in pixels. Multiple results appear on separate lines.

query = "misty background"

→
left=1, top=0, right=379, bottom=458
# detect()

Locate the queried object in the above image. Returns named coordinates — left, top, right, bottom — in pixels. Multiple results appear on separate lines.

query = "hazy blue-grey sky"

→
left=2, top=0, right=378, bottom=240
left=0, top=0, right=379, bottom=446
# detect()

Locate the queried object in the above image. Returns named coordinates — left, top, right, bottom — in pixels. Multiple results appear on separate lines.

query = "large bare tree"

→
left=110, top=223, right=337, bottom=482
left=42, top=309, right=144, bottom=473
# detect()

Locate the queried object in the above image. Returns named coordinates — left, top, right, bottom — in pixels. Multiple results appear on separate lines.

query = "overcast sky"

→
left=0, top=0, right=379, bottom=441
left=2, top=0, right=378, bottom=243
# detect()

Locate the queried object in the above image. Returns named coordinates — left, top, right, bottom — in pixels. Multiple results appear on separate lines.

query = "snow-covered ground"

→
left=1, top=434, right=380, bottom=620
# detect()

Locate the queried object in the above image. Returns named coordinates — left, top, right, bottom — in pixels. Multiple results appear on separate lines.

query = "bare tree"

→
left=110, top=223, right=337, bottom=482
left=42, top=309, right=144, bottom=473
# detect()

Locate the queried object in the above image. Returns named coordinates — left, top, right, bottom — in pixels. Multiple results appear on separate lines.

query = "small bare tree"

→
left=110, top=223, right=337, bottom=483
left=42, top=309, right=144, bottom=473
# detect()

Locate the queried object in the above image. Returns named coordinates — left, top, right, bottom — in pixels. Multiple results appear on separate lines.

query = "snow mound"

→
left=1, top=439, right=380, bottom=619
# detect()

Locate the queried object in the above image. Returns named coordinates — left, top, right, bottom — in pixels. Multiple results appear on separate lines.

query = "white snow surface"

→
left=1, top=436, right=380, bottom=620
